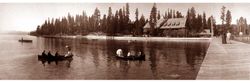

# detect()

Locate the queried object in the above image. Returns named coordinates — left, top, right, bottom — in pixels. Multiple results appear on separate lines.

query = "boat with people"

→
left=38, top=53, right=73, bottom=62
left=38, top=50, right=73, bottom=67
left=18, top=37, right=32, bottom=43
left=116, top=49, right=145, bottom=60
left=38, top=45, right=74, bottom=62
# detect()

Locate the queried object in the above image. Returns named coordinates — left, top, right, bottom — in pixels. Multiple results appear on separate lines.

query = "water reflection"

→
left=0, top=35, right=210, bottom=79
left=37, top=55, right=73, bottom=68
left=37, top=38, right=209, bottom=79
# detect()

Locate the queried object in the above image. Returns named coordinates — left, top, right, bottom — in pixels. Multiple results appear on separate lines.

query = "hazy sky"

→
left=1, top=3, right=250, bottom=32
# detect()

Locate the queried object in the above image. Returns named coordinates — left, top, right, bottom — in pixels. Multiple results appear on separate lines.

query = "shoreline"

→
left=38, top=35, right=212, bottom=42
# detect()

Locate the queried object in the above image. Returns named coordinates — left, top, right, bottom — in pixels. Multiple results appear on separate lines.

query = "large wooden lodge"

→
left=143, top=18, right=212, bottom=37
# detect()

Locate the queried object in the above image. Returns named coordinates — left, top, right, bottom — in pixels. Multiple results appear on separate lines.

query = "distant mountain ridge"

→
left=0, top=31, right=29, bottom=35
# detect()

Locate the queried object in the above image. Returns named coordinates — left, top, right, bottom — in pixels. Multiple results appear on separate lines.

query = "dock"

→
left=197, top=37, right=250, bottom=79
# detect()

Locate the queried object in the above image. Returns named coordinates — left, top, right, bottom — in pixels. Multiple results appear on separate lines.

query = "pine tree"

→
left=125, top=3, right=131, bottom=34
left=93, top=7, right=101, bottom=32
left=190, top=7, right=196, bottom=20
left=101, top=14, right=107, bottom=33
left=134, top=8, right=139, bottom=36
left=135, top=8, right=139, bottom=21
left=220, top=6, right=226, bottom=33
left=114, top=10, right=119, bottom=35
left=202, top=12, right=207, bottom=31
left=157, top=11, right=161, bottom=20
left=185, top=9, right=191, bottom=35
left=118, top=8, right=123, bottom=34
left=176, top=11, right=183, bottom=18
left=221, top=6, right=226, bottom=25
left=237, top=17, right=248, bottom=35
left=107, top=7, right=113, bottom=36
left=226, top=10, right=232, bottom=32
left=208, top=16, right=217, bottom=36
left=149, top=3, right=157, bottom=36
left=139, top=14, right=146, bottom=35
left=126, top=3, right=130, bottom=19
left=197, top=14, right=203, bottom=32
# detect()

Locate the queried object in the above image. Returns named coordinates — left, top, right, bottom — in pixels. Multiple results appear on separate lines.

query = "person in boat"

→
left=137, top=51, right=145, bottom=57
left=65, top=46, right=73, bottom=57
left=116, top=49, right=123, bottom=57
left=127, top=50, right=136, bottom=57
left=48, top=51, right=53, bottom=58
left=137, top=51, right=142, bottom=57
left=127, top=52, right=131, bottom=57
left=42, top=50, right=47, bottom=57
left=55, top=51, right=59, bottom=57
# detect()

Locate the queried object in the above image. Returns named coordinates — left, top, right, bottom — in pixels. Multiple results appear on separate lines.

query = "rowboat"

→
left=38, top=54, right=73, bottom=61
left=19, top=39, right=32, bottom=42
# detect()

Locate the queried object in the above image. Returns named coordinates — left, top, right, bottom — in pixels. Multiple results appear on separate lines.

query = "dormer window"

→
left=176, top=22, right=180, bottom=26
left=168, top=23, right=171, bottom=26
left=172, top=22, right=175, bottom=26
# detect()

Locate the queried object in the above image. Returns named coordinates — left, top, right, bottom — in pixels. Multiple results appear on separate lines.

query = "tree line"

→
left=185, top=7, right=216, bottom=37
left=30, top=3, right=215, bottom=37
left=235, top=17, right=248, bottom=35
left=31, top=3, right=145, bottom=36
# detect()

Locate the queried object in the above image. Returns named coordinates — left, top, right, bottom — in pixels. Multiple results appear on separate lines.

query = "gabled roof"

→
left=143, top=18, right=186, bottom=29
left=161, top=18, right=186, bottom=29
left=156, top=18, right=167, bottom=28
left=143, top=18, right=167, bottom=29
left=143, top=22, right=150, bottom=29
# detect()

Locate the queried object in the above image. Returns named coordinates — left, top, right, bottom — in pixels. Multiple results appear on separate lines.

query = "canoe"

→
left=19, top=39, right=32, bottom=42
left=116, top=54, right=145, bottom=60
left=38, top=54, right=73, bottom=61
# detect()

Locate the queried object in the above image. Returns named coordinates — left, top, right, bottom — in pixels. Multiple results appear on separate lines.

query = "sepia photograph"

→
left=0, top=0, right=250, bottom=81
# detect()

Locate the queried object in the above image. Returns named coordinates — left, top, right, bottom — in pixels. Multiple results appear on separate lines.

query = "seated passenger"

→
left=65, top=51, right=73, bottom=57
left=48, top=51, right=53, bottom=58
left=127, top=52, right=131, bottom=57
left=55, top=51, right=59, bottom=57
left=137, top=52, right=142, bottom=57
left=128, top=50, right=136, bottom=57
left=65, top=46, right=73, bottom=57
left=116, top=49, right=123, bottom=57
left=42, top=50, right=46, bottom=57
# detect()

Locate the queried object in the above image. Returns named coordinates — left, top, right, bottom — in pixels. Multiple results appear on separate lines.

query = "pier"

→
left=197, top=37, right=250, bottom=79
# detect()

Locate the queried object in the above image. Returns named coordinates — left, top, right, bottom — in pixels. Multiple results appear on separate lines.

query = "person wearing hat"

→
left=55, top=51, right=59, bottom=57
left=65, top=45, right=73, bottom=57
left=116, top=49, right=124, bottom=57
left=42, top=50, right=47, bottom=57
left=48, top=51, right=53, bottom=58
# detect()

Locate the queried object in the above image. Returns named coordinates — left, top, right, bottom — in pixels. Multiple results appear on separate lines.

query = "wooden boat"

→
left=19, top=39, right=32, bottom=42
left=38, top=54, right=73, bottom=62
left=116, top=54, right=145, bottom=60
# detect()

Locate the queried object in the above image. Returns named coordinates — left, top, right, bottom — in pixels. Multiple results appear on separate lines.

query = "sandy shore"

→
left=86, top=35, right=211, bottom=42
left=41, top=35, right=211, bottom=42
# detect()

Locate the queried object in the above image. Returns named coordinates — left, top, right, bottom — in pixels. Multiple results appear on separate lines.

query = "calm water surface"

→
left=0, top=34, right=210, bottom=79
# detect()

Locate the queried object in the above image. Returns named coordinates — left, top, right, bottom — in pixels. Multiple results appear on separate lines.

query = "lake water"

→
left=0, top=34, right=210, bottom=80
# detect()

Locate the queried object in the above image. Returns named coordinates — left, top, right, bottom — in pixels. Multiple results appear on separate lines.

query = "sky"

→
left=1, top=3, right=250, bottom=32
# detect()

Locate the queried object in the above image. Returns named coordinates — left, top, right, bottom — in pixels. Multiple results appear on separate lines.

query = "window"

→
left=172, top=22, right=175, bottom=26
left=168, top=23, right=171, bottom=26
left=176, top=22, right=180, bottom=26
